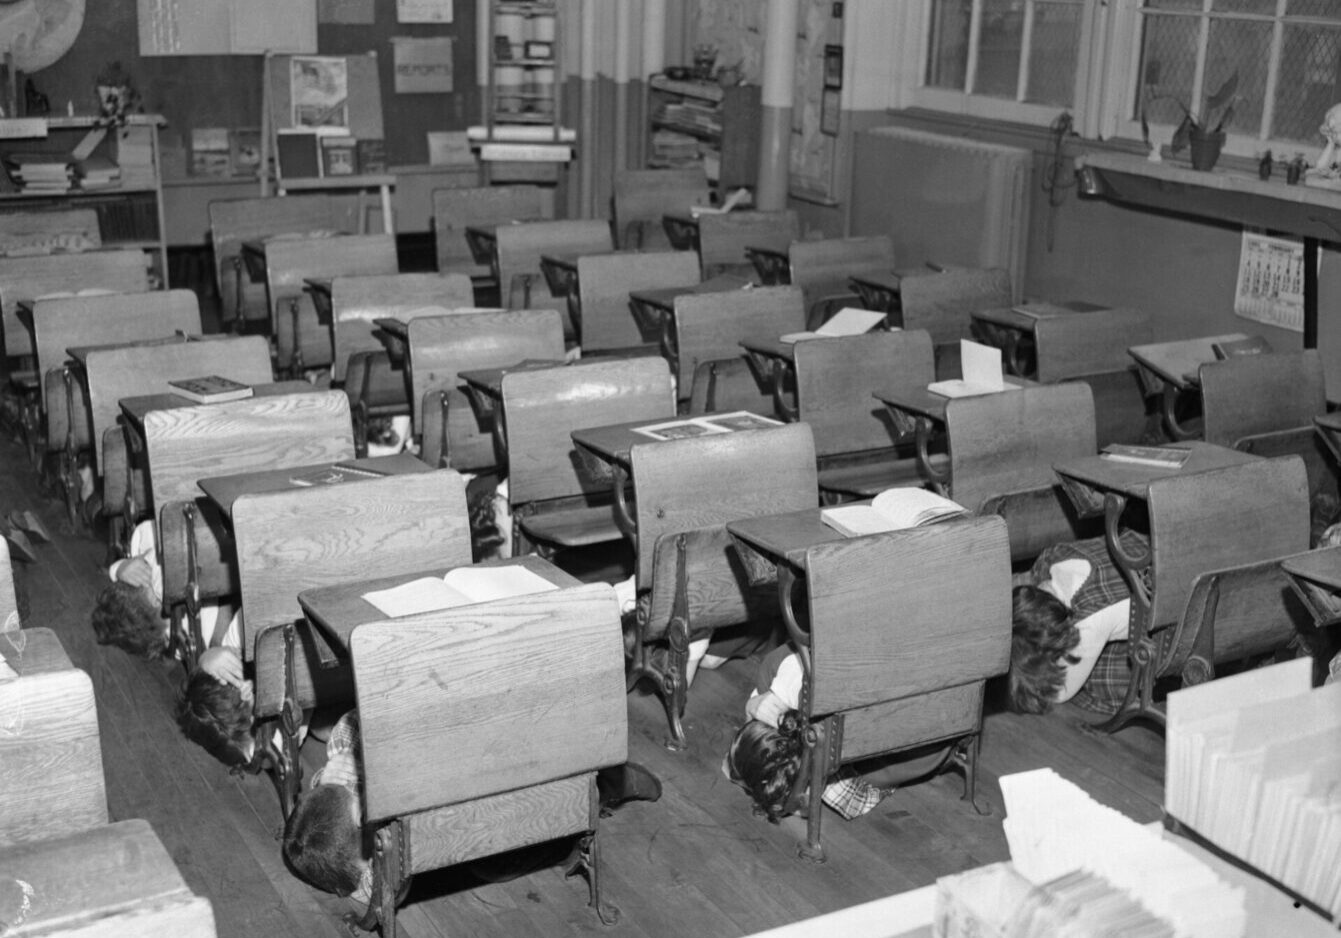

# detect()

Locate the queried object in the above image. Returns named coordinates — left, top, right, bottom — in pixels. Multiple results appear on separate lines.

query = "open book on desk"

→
left=820, top=488, right=966, bottom=537
left=927, top=340, right=1021, bottom=398
left=363, top=565, right=559, bottom=618
left=780, top=307, right=889, bottom=343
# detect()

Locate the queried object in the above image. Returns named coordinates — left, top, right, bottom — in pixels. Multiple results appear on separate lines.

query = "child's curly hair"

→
left=725, top=711, right=805, bottom=822
left=90, top=581, right=169, bottom=659
left=1008, top=585, right=1081, bottom=714
left=468, top=486, right=506, bottom=561
left=176, top=671, right=256, bottom=769
left=284, top=784, right=370, bottom=897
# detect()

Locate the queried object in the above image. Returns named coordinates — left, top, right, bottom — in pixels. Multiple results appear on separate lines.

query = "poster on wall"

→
left=291, top=56, right=349, bottom=129
left=392, top=37, right=454, bottom=93
left=397, top=0, right=452, bottom=23
left=1234, top=232, right=1306, bottom=333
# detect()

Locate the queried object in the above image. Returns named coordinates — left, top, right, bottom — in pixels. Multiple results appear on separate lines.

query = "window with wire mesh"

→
left=1137, top=0, right=1341, bottom=146
left=925, top=0, right=1085, bottom=107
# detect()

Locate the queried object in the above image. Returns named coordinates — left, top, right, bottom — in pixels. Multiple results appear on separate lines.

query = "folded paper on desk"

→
left=820, top=488, right=966, bottom=537
left=168, top=375, right=253, bottom=405
left=928, top=340, right=1019, bottom=398
left=1100, top=444, right=1191, bottom=469
left=363, top=565, right=558, bottom=617
left=780, top=307, right=888, bottom=343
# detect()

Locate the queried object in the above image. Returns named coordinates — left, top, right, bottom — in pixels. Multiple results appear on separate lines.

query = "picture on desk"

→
left=633, top=411, right=783, bottom=441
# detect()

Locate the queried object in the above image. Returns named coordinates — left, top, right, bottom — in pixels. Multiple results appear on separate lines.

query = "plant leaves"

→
left=1213, top=103, right=1235, bottom=134
left=1206, top=72, right=1239, bottom=114
left=1170, top=114, right=1192, bottom=154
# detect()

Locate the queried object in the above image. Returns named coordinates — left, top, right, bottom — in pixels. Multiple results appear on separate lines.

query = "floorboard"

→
left=0, top=428, right=1168, bottom=938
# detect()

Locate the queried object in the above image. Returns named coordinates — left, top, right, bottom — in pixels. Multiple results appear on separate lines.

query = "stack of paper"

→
left=1166, top=658, right=1341, bottom=918
left=1001, top=768, right=1245, bottom=938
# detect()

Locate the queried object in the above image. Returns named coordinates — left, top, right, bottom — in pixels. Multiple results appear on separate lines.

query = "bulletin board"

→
left=789, top=0, right=842, bottom=204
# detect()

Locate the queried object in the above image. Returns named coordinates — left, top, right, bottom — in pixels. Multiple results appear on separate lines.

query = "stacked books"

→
left=1167, top=658, right=1341, bottom=922
left=4, top=153, right=74, bottom=192
left=74, top=155, right=121, bottom=190
left=650, top=128, right=702, bottom=168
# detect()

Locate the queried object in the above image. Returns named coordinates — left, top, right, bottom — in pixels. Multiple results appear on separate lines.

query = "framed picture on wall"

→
left=821, top=87, right=840, bottom=136
left=823, top=44, right=843, bottom=90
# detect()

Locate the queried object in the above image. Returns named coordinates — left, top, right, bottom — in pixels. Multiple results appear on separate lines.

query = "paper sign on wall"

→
left=397, top=0, right=452, bottom=23
left=1235, top=232, right=1306, bottom=333
left=393, top=37, right=454, bottom=94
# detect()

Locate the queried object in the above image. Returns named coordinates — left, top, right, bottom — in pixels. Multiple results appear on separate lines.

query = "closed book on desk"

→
left=820, top=488, right=966, bottom=537
left=168, top=375, right=253, bottom=404
left=1100, top=444, right=1190, bottom=469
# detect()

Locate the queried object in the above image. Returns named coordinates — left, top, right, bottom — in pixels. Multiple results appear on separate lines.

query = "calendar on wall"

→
left=1234, top=232, right=1306, bottom=333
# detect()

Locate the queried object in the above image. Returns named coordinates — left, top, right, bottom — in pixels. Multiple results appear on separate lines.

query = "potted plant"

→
left=94, top=61, right=142, bottom=132
left=1144, top=72, right=1239, bottom=171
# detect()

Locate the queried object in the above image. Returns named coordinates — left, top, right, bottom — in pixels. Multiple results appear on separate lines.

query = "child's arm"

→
left=1055, top=599, right=1130, bottom=703
left=745, top=651, right=803, bottom=728
left=198, top=646, right=246, bottom=689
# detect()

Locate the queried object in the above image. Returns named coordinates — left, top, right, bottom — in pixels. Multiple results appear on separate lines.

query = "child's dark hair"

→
left=1008, top=585, right=1081, bottom=715
left=284, top=784, right=369, bottom=896
left=726, top=712, right=805, bottom=822
left=177, top=671, right=255, bottom=768
left=91, top=581, right=169, bottom=659
left=468, top=486, right=506, bottom=561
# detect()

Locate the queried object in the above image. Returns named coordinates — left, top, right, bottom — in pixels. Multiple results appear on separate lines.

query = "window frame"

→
left=894, top=0, right=1339, bottom=157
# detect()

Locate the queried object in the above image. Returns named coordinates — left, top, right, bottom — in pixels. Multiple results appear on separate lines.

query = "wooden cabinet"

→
left=0, top=115, right=168, bottom=284
left=647, top=76, right=761, bottom=193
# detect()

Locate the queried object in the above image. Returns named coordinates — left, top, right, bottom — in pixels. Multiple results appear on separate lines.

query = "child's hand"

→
left=198, top=647, right=245, bottom=689
left=116, top=555, right=154, bottom=590
left=746, top=690, right=787, bottom=729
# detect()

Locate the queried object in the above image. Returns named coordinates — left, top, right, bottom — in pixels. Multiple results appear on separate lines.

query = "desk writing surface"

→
left=297, top=555, right=578, bottom=651
left=458, top=358, right=568, bottom=403
left=874, top=379, right=1030, bottom=427
left=971, top=300, right=1107, bottom=332
left=739, top=335, right=796, bottom=363
left=1281, top=546, right=1341, bottom=592
left=118, top=381, right=311, bottom=434
left=1054, top=442, right=1258, bottom=495
left=199, top=451, right=431, bottom=516
left=727, top=507, right=850, bottom=576
left=572, top=412, right=783, bottom=469
left=1127, top=333, right=1250, bottom=389
left=629, top=272, right=755, bottom=315
left=66, top=334, right=191, bottom=365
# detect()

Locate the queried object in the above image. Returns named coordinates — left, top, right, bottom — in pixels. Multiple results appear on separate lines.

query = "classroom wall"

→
left=26, top=2, right=480, bottom=171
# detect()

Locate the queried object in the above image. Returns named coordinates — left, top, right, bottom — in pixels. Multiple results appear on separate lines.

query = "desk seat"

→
left=516, top=501, right=627, bottom=549
left=0, top=818, right=216, bottom=936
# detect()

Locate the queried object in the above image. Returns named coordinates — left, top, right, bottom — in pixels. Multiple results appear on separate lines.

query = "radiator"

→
left=850, top=127, right=1031, bottom=301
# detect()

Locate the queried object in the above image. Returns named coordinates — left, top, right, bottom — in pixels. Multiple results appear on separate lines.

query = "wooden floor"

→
left=1, top=430, right=1166, bottom=938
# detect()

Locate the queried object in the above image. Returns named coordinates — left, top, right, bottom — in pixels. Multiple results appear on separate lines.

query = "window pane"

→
left=1143, top=0, right=1202, bottom=10
left=1026, top=1, right=1081, bottom=106
left=976, top=0, right=1025, bottom=97
left=927, top=0, right=972, bottom=90
left=1273, top=24, right=1341, bottom=143
left=1288, top=0, right=1341, bottom=20
left=1213, top=0, right=1277, bottom=14
left=1205, top=19, right=1270, bottom=134
left=1137, top=13, right=1200, bottom=123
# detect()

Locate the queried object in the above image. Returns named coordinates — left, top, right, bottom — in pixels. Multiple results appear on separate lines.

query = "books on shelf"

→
left=1212, top=335, right=1272, bottom=360
left=1166, top=658, right=1341, bottom=922
left=927, top=340, right=1020, bottom=398
left=1100, top=443, right=1191, bottom=469
left=631, top=410, right=782, bottom=442
left=362, top=564, right=559, bottom=618
left=167, top=375, right=254, bottom=405
left=780, top=307, right=888, bottom=343
left=819, top=487, right=966, bottom=538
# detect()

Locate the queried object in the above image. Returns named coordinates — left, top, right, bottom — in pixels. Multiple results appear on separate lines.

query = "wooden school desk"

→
left=738, top=334, right=799, bottom=420
left=1281, top=545, right=1341, bottom=629
left=571, top=412, right=784, bottom=549
left=627, top=271, right=754, bottom=346
left=1127, top=333, right=1250, bottom=440
left=970, top=300, right=1107, bottom=378
left=660, top=211, right=700, bottom=251
left=297, top=555, right=578, bottom=655
left=458, top=358, right=567, bottom=460
left=198, top=451, right=431, bottom=517
left=1315, top=412, right=1341, bottom=465
left=872, top=381, right=1029, bottom=494
left=303, top=276, right=333, bottom=325
left=726, top=504, right=849, bottom=628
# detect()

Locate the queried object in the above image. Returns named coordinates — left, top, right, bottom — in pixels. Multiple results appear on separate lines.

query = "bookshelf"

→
left=476, top=0, right=574, bottom=181
left=0, top=115, right=167, bottom=283
left=646, top=75, right=760, bottom=193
